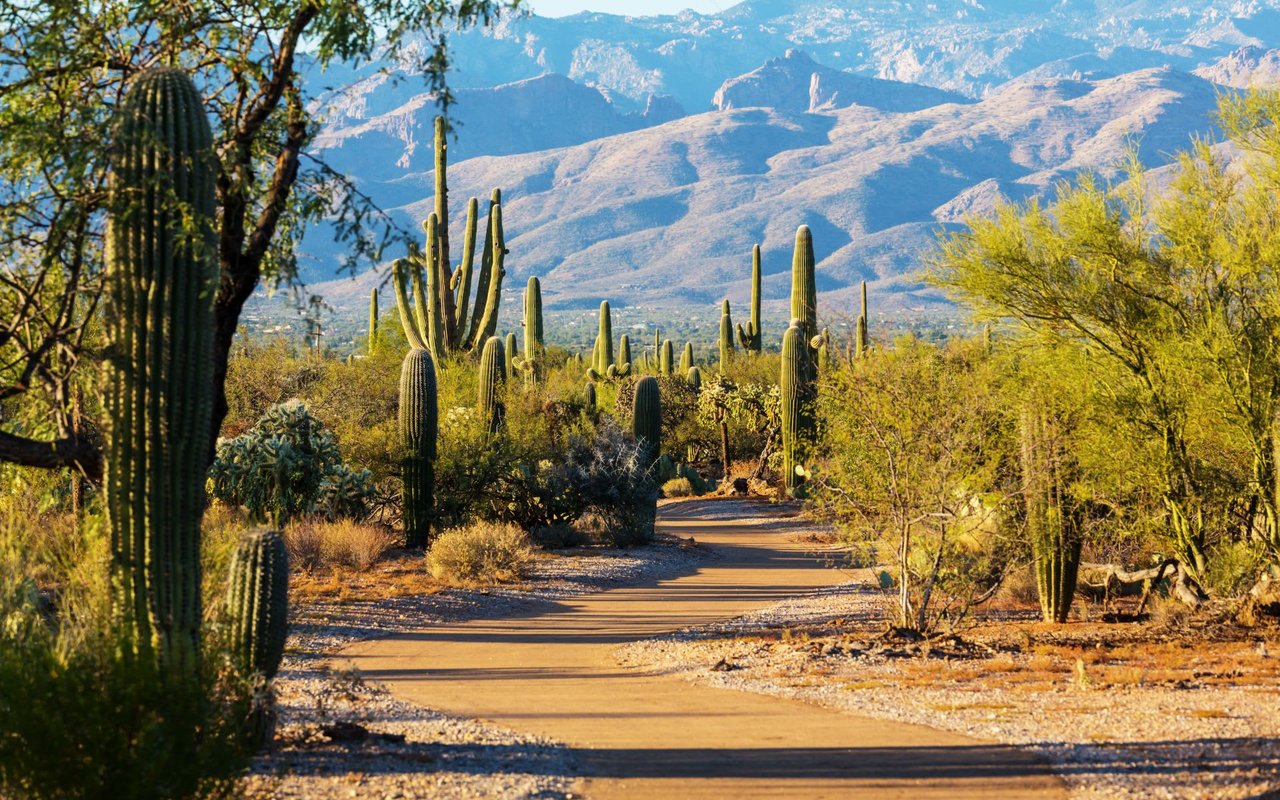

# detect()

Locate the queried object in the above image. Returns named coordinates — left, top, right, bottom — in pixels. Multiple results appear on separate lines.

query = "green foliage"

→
left=209, top=401, right=370, bottom=527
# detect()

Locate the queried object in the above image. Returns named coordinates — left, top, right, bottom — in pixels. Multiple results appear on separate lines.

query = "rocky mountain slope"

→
left=287, top=2, right=1280, bottom=317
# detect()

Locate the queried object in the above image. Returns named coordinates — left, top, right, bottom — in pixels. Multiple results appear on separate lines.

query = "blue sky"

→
left=529, top=1, right=733, bottom=16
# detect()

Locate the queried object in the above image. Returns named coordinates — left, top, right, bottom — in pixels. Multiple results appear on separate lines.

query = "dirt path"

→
left=340, top=499, right=1066, bottom=799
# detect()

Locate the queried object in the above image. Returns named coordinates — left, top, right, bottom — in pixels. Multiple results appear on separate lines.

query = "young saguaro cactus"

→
left=856, top=279, right=870, bottom=358
left=503, top=332, right=517, bottom=381
left=632, top=376, right=662, bottom=468
left=368, top=289, right=379, bottom=355
left=226, top=530, right=289, bottom=681
left=719, top=299, right=735, bottom=372
left=1020, top=404, right=1084, bottom=624
left=105, top=67, right=217, bottom=674
left=660, top=339, right=674, bottom=376
left=686, top=365, right=703, bottom=392
left=513, top=276, right=544, bottom=381
left=583, top=381, right=597, bottom=412
left=478, top=335, right=507, bottom=434
left=593, top=301, right=614, bottom=377
left=780, top=319, right=816, bottom=498
left=400, top=348, right=438, bottom=548
left=679, top=341, right=694, bottom=373
left=618, top=334, right=632, bottom=373
left=737, top=244, right=763, bottom=353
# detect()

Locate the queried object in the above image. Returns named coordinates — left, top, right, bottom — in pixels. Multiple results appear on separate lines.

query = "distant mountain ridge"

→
left=283, top=2, right=1280, bottom=318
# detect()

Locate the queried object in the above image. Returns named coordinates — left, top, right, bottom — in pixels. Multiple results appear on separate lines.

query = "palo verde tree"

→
left=0, top=0, right=522, bottom=482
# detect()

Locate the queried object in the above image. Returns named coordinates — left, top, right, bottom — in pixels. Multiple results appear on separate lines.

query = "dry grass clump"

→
left=284, top=518, right=397, bottom=572
left=427, top=521, right=536, bottom=585
left=662, top=477, right=695, bottom=497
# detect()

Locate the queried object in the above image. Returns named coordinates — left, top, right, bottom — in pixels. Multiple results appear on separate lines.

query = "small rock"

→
left=710, top=658, right=738, bottom=672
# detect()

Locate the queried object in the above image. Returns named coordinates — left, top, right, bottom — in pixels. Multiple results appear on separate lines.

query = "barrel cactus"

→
left=105, top=67, right=216, bottom=673
left=479, top=335, right=507, bottom=434
left=400, top=348, right=438, bottom=548
left=737, top=244, right=763, bottom=353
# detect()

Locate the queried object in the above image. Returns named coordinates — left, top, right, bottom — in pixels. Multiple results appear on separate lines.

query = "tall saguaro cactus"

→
left=618, top=334, right=632, bottom=372
left=368, top=289, right=379, bottom=355
left=503, top=332, right=517, bottom=381
left=478, top=336, right=507, bottom=434
left=400, top=348, right=438, bottom=548
left=1020, top=404, right=1084, bottom=624
left=680, top=341, right=694, bottom=373
left=856, top=279, right=870, bottom=358
left=719, top=299, right=735, bottom=371
left=780, top=319, right=815, bottom=498
left=105, top=67, right=217, bottom=675
left=393, top=117, right=506, bottom=358
left=737, top=244, right=762, bottom=353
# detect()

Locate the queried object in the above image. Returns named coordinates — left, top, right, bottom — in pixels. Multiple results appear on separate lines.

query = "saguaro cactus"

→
left=368, top=289, right=379, bottom=355
left=1020, top=405, right=1084, bottom=624
left=105, top=67, right=217, bottom=674
left=400, top=348, right=438, bottom=548
left=618, top=334, right=632, bottom=373
left=633, top=376, right=662, bottom=467
left=737, top=244, right=763, bottom=353
left=393, top=120, right=506, bottom=358
left=595, top=301, right=614, bottom=375
left=660, top=339, right=674, bottom=376
left=719, top=299, right=735, bottom=371
left=226, top=530, right=289, bottom=680
left=680, top=341, right=694, bottom=373
left=686, top=365, right=703, bottom=392
left=780, top=319, right=815, bottom=498
left=816, top=327, right=832, bottom=373
left=856, top=279, right=870, bottom=358
left=479, top=336, right=507, bottom=434
left=583, top=381, right=597, bottom=411
left=513, top=276, right=544, bottom=381
left=503, top=332, right=517, bottom=381
left=791, top=226, right=818, bottom=345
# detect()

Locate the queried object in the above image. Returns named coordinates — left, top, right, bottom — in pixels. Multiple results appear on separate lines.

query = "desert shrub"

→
left=1204, top=539, right=1269, bottom=598
left=208, top=400, right=372, bottom=525
left=527, top=523, right=591, bottom=549
left=0, top=516, right=254, bottom=799
left=427, top=522, right=535, bottom=585
left=286, top=518, right=396, bottom=572
left=559, top=421, right=659, bottom=547
left=662, top=477, right=695, bottom=497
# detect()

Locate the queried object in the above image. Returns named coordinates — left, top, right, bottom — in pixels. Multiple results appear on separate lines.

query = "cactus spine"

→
left=737, top=244, right=763, bottom=352
left=780, top=319, right=815, bottom=498
left=660, top=339, right=674, bottom=376
left=105, top=67, right=216, bottom=674
left=632, top=376, right=662, bottom=467
left=719, top=299, right=735, bottom=372
left=368, top=289, right=379, bottom=354
left=226, top=530, right=289, bottom=680
left=513, top=276, right=544, bottom=381
left=400, top=348, right=438, bottom=548
left=393, top=118, right=505, bottom=357
left=478, top=336, right=507, bottom=434
left=1020, top=404, right=1083, bottom=624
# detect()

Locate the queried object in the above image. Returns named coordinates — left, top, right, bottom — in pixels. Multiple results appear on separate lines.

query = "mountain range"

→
left=283, top=1, right=1280, bottom=321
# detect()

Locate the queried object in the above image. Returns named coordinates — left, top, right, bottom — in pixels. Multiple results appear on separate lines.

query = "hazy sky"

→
left=529, top=1, right=734, bottom=17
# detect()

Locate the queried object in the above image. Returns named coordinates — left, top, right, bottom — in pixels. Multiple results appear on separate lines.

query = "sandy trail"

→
left=341, top=498, right=1066, bottom=799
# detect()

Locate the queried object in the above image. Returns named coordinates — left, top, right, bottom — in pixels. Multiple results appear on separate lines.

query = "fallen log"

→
left=1078, top=559, right=1208, bottom=612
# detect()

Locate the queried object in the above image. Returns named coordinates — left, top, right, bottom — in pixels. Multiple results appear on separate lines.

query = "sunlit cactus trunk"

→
left=737, top=244, right=762, bottom=353
left=105, top=67, right=217, bottom=675
left=780, top=319, right=815, bottom=498
left=1020, top=405, right=1083, bottom=623
left=226, top=530, right=289, bottom=681
left=368, top=289, right=379, bottom=355
left=719, top=299, right=735, bottom=371
left=479, top=336, right=507, bottom=434
left=633, top=375, right=662, bottom=468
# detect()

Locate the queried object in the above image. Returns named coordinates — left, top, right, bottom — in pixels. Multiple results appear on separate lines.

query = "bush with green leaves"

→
left=208, top=400, right=373, bottom=525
